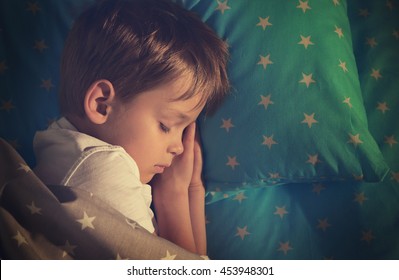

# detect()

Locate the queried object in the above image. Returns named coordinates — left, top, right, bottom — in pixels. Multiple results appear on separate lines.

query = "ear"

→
left=84, top=80, right=116, bottom=125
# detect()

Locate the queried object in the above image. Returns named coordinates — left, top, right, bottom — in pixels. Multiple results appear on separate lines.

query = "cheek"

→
left=122, top=123, right=160, bottom=159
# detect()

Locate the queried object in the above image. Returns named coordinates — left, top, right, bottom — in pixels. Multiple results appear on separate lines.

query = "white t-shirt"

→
left=33, top=117, right=155, bottom=233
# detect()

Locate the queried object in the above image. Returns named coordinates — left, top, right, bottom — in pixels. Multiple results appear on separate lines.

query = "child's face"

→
left=103, top=77, right=204, bottom=184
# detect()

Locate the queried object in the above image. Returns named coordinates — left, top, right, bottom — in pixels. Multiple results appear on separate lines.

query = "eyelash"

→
left=159, top=122, right=170, bottom=133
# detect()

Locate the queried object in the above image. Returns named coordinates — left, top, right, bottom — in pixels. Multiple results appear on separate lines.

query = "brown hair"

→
left=59, top=0, right=229, bottom=117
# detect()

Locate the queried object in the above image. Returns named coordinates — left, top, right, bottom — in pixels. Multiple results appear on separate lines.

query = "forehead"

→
left=123, top=75, right=205, bottom=118
left=155, top=76, right=205, bottom=112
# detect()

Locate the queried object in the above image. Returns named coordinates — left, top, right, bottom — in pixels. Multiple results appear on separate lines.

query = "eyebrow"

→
left=176, top=112, right=190, bottom=121
left=165, top=110, right=192, bottom=123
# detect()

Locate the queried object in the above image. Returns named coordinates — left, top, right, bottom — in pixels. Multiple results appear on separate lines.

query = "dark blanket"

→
left=0, top=138, right=202, bottom=259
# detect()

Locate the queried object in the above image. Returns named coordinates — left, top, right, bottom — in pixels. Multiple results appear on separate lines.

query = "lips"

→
left=154, top=164, right=170, bottom=173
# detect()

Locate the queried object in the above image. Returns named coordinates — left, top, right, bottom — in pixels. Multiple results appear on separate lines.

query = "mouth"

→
left=154, top=164, right=169, bottom=174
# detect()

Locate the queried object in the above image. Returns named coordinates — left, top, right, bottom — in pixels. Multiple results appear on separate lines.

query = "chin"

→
left=142, top=174, right=153, bottom=184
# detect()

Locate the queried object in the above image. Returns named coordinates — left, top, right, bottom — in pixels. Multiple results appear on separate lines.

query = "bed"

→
left=0, top=0, right=398, bottom=259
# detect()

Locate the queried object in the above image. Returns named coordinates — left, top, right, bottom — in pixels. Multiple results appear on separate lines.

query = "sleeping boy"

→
left=33, top=0, right=229, bottom=255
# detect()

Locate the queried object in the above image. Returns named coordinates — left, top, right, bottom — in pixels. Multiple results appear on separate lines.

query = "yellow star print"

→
left=332, top=0, right=340, bottom=6
left=306, top=154, right=321, bottom=165
left=312, top=183, right=326, bottom=195
left=116, top=253, right=129, bottom=260
left=376, top=102, right=389, bottom=113
left=215, top=0, right=231, bottom=14
left=354, top=192, right=368, bottom=205
left=13, top=231, right=28, bottom=247
left=297, top=0, right=311, bottom=13
left=161, top=250, right=177, bottom=260
left=257, top=16, right=272, bottom=30
left=269, top=172, right=281, bottom=179
left=299, top=73, right=316, bottom=88
left=317, top=218, right=332, bottom=231
left=257, top=54, right=273, bottom=70
left=41, top=79, right=55, bottom=91
left=274, top=206, right=288, bottom=219
left=370, top=68, right=382, bottom=80
left=277, top=241, right=293, bottom=255
left=76, top=211, right=96, bottom=230
left=343, top=97, right=353, bottom=108
left=26, top=201, right=42, bottom=215
left=361, top=230, right=375, bottom=243
left=366, top=37, right=378, bottom=48
left=235, top=226, right=250, bottom=240
left=18, top=163, right=31, bottom=172
left=126, top=218, right=138, bottom=229
left=233, top=192, right=247, bottom=204
left=338, top=59, right=349, bottom=72
left=262, top=135, right=278, bottom=149
left=353, top=174, right=364, bottom=181
left=61, top=240, right=77, bottom=258
left=220, top=118, right=234, bottom=132
left=301, top=113, right=318, bottom=128
left=334, top=26, right=344, bottom=38
left=348, top=133, right=363, bottom=147
left=384, top=135, right=398, bottom=147
left=226, top=156, right=239, bottom=169
left=298, top=35, right=314, bottom=49
left=34, top=39, right=48, bottom=52
left=391, top=171, right=399, bottom=183
left=258, top=94, right=274, bottom=110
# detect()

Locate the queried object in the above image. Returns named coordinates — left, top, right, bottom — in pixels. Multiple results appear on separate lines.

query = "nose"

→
left=167, top=137, right=184, bottom=156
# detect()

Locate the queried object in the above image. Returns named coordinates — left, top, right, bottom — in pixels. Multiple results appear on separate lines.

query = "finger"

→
left=193, top=129, right=202, bottom=163
left=182, top=122, right=196, bottom=152
left=194, top=123, right=201, bottom=146
left=193, top=126, right=203, bottom=174
left=193, top=139, right=203, bottom=175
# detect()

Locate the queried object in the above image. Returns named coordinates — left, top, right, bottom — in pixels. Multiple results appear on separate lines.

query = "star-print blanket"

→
left=0, top=139, right=203, bottom=259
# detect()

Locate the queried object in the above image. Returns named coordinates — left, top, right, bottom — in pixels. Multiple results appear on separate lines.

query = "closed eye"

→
left=159, top=122, right=170, bottom=133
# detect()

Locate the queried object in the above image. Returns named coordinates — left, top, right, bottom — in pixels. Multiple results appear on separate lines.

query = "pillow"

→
left=0, top=0, right=93, bottom=166
left=0, top=0, right=389, bottom=190
left=347, top=0, right=399, bottom=174
left=178, top=0, right=390, bottom=191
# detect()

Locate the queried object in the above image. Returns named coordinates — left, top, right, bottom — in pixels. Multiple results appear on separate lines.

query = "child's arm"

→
left=188, top=131, right=207, bottom=255
left=151, top=123, right=206, bottom=255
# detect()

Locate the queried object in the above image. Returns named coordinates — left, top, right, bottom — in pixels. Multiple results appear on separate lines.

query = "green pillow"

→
left=182, top=0, right=390, bottom=191
left=0, top=0, right=390, bottom=191
left=348, top=0, right=399, bottom=171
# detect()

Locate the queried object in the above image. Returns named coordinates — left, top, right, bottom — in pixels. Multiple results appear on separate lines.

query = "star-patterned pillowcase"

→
left=180, top=0, right=390, bottom=191
left=0, top=0, right=390, bottom=191
left=348, top=0, right=399, bottom=176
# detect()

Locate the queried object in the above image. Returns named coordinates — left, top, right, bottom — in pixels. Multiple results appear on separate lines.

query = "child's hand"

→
left=151, top=121, right=206, bottom=255
left=152, top=122, right=203, bottom=194
left=189, top=125, right=204, bottom=191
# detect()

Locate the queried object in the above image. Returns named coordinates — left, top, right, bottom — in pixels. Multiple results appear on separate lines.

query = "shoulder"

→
left=34, top=117, right=140, bottom=184
left=62, top=145, right=140, bottom=186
